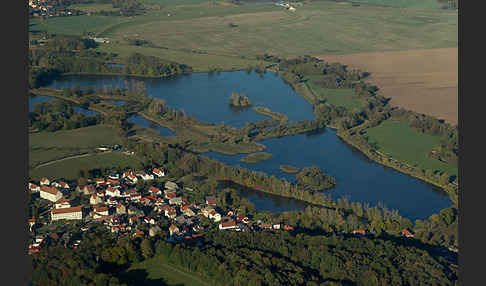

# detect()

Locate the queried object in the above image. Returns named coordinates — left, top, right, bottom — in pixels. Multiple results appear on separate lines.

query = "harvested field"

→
left=320, top=48, right=458, bottom=125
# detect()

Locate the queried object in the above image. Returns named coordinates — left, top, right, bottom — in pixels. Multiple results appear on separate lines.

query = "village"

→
left=28, top=0, right=82, bottom=18
left=27, top=166, right=303, bottom=255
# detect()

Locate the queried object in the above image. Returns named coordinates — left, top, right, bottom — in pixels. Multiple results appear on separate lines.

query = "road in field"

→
left=320, top=48, right=458, bottom=125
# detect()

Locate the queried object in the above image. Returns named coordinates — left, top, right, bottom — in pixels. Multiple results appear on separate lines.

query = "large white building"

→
left=40, top=186, right=63, bottom=202
left=51, top=206, right=83, bottom=221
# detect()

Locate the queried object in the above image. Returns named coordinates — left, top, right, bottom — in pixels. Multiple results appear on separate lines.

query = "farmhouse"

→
left=353, top=229, right=366, bottom=236
left=116, top=203, right=127, bottom=215
left=105, top=187, right=120, bottom=197
left=51, top=206, right=83, bottom=221
left=40, top=186, right=62, bottom=202
left=153, top=168, right=165, bottom=177
left=402, top=229, right=414, bottom=238
left=148, top=186, right=162, bottom=196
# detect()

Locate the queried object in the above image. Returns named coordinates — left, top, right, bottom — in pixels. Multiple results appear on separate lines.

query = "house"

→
left=236, top=214, right=249, bottom=224
left=148, top=186, right=162, bottom=196
left=108, top=173, right=119, bottom=180
left=122, top=171, right=134, bottom=179
left=126, top=173, right=138, bottom=184
left=283, top=225, right=294, bottom=231
left=209, top=210, right=221, bottom=222
left=226, top=210, right=234, bottom=216
left=29, top=183, right=41, bottom=193
left=353, top=229, right=366, bottom=236
left=130, top=192, right=142, bottom=201
left=144, top=217, right=156, bottom=225
left=106, top=178, right=119, bottom=186
left=402, top=229, right=414, bottom=238
left=137, top=171, right=154, bottom=181
left=129, top=216, right=139, bottom=225
left=169, top=197, right=183, bottom=205
left=54, top=197, right=71, bottom=209
left=165, top=181, right=179, bottom=191
left=153, top=168, right=165, bottom=177
left=273, top=224, right=281, bottom=230
left=110, top=217, right=120, bottom=226
left=165, top=207, right=177, bottom=219
left=105, top=187, right=120, bottom=197
left=40, top=186, right=63, bottom=202
left=165, top=191, right=177, bottom=200
left=123, top=188, right=138, bottom=198
left=260, top=223, right=272, bottom=230
left=219, top=220, right=237, bottom=230
left=183, top=208, right=195, bottom=217
left=51, top=206, right=83, bottom=221
left=116, top=203, right=127, bottom=215
left=77, top=184, right=96, bottom=195
left=94, top=205, right=109, bottom=216
left=107, top=197, right=118, bottom=206
left=201, top=206, right=214, bottom=218
left=40, top=177, right=50, bottom=186
left=169, top=224, right=179, bottom=236
left=59, top=181, right=70, bottom=189
left=90, top=194, right=102, bottom=205
left=205, top=196, right=217, bottom=206
left=95, top=178, right=105, bottom=186
left=133, top=230, right=145, bottom=238
left=96, top=190, right=105, bottom=198
left=288, top=6, right=296, bottom=12
left=51, top=182, right=62, bottom=188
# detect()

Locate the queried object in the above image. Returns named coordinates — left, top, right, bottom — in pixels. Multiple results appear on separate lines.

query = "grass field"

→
left=29, top=152, right=143, bottom=181
left=68, top=3, right=119, bottom=13
left=142, top=0, right=218, bottom=6
left=347, top=0, right=442, bottom=10
left=240, top=152, right=274, bottom=163
left=321, top=48, right=458, bottom=125
left=29, top=125, right=121, bottom=150
left=306, top=78, right=362, bottom=110
left=29, top=15, right=126, bottom=36
left=29, top=125, right=123, bottom=169
left=363, top=119, right=458, bottom=176
left=121, top=255, right=210, bottom=286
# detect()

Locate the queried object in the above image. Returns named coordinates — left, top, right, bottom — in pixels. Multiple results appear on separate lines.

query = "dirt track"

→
left=319, top=48, right=458, bottom=125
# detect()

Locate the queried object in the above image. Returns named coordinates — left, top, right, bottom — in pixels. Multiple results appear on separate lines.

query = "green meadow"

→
left=363, top=119, right=458, bottom=176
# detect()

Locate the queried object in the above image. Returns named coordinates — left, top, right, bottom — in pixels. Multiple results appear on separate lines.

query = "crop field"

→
left=321, top=48, right=458, bottom=125
left=29, top=1, right=457, bottom=68
left=29, top=152, right=143, bottom=181
left=121, top=255, right=210, bottom=286
left=363, top=119, right=458, bottom=176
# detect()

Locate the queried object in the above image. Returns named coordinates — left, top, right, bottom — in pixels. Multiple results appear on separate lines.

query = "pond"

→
left=48, top=71, right=314, bottom=129
left=46, top=71, right=451, bottom=219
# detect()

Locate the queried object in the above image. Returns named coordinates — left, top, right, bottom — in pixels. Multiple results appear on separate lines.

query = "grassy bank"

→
left=279, top=164, right=300, bottom=174
left=253, top=106, right=288, bottom=123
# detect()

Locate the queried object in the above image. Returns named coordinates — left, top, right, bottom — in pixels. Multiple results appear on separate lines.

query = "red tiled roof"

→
left=353, top=229, right=366, bottom=235
left=51, top=206, right=82, bottom=215
left=40, top=186, right=60, bottom=196
left=94, top=206, right=108, bottom=212
left=55, top=197, right=70, bottom=204
left=402, top=229, right=414, bottom=237
left=40, top=177, right=49, bottom=183
left=260, top=223, right=272, bottom=228
left=166, top=193, right=176, bottom=198
left=29, top=183, right=40, bottom=189
left=221, top=221, right=236, bottom=228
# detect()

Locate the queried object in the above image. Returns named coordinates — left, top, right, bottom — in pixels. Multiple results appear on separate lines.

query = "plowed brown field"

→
left=319, top=48, right=458, bottom=125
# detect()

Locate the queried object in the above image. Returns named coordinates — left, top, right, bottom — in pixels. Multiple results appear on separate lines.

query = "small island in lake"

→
left=253, top=106, right=288, bottom=123
left=279, top=165, right=300, bottom=174
left=240, top=152, right=274, bottom=163
left=296, top=166, right=337, bottom=191
left=229, top=92, right=252, bottom=108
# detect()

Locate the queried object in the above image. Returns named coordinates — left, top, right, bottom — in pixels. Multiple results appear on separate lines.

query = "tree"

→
left=140, top=238, right=154, bottom=260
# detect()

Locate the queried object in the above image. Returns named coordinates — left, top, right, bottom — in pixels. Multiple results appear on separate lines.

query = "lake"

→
left=46, top=71, right=451, bottom=219
left=29, top=94, right=99, bottom=116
